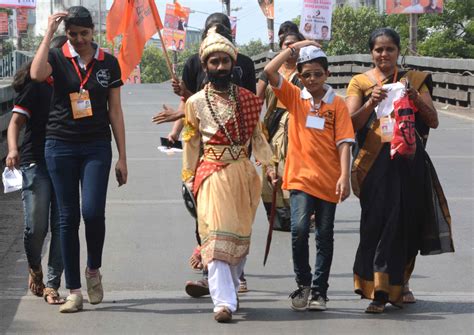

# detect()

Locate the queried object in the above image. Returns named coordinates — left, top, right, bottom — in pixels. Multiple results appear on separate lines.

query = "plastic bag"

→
left=390, top=95, right=417, bottom=159
left=2, top=167, right=23, bottom=193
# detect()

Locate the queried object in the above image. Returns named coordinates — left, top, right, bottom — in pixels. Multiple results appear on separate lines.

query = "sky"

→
left=105, top=0, right=303, bottom=45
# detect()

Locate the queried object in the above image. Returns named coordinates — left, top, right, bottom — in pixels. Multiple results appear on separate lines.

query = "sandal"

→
left=188, top=246, right=203, bottom=271
left=365, top=301, right=386, bottom=314
left=43, top=287, right=65, bottom=305
left=402, top=289, right=416, bottom=304
left=28, top=267, right=45, bottom=297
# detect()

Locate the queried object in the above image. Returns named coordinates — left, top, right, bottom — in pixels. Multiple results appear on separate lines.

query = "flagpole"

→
left=157, top=28, right=178, bottom=82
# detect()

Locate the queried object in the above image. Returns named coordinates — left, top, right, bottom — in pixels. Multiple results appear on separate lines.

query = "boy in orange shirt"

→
left=264, top=41, right=354, bottom=311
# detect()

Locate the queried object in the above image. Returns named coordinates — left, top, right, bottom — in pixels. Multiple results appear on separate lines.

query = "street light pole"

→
left=223, top=0, right=231, bottom=16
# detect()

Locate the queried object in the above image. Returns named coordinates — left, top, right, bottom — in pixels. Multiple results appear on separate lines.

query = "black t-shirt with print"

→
left=12, top=80, right=53, bottom=165
left=182, top=53, right=256, bottom=94
left=47, top=45, right=123, bottom=142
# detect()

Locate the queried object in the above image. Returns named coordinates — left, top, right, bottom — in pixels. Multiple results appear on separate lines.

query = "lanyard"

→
left=374, top=67, right=398, bottom=87
left=71, top=58, right=96, bottom=92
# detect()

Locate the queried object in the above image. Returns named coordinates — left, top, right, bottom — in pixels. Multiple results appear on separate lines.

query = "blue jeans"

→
left=45, top=139, right=112, bottom=290
left=290, top=190, right=336, bottom=297
left=21, top=162, right=63, bottom=289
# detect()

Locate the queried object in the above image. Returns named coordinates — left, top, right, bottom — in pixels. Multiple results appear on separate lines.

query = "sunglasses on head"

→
left=300, top=71, right=325, bottom=79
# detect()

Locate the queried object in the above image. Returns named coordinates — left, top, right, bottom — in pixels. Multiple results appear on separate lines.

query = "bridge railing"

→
left=0, top=50, right=33, bottom=79
left=252, top=52, right=474, bottom=108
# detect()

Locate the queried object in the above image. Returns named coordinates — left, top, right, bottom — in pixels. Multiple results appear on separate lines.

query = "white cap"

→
left=297, top=46, right=327, bottom=64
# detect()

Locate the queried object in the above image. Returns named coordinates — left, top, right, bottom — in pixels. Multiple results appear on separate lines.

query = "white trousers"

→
left=208, top=258, right=246, bottom=313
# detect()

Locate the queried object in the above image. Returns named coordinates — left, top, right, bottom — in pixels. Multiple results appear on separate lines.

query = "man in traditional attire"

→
left=182, top=28, right=273, bottom=323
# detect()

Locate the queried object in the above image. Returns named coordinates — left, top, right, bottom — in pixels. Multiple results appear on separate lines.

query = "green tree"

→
left=238, top=39, right=269, bottom=57
left=417, top=0, right=473, bottom=58
left=140, top=45, right=170, bottom=83
left=326, top=6, right=385, bottom=55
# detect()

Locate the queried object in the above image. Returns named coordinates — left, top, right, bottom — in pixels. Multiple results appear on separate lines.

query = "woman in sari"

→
left=182, top=28, right=272, bottom=322
left=346, top=28, right=454, bottom=313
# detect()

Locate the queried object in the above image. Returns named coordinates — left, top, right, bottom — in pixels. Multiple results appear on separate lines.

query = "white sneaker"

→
left=308, top=294, right=327, bottom=311
left=85, top=269, right=103, bottom=305
left=59, top=294, right=83, bottom=313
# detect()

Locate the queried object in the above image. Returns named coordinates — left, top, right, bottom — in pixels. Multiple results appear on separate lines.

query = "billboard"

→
left=386, top=0, right=443, bottom=14
left=17, top=8, right=28, bottom=35
left=163, top=3, right=190, bottom=52
left=299, top=0, right=333, bottom=41
left=0, top=12, right=8, bottom=37
left=229, top=15, right=237, bottom=40
left=0, top=0, right=36, bottom=8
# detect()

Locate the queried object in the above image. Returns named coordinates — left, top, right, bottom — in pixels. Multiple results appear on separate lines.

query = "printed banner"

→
left=17, top=8, right=28, bottom=35
left=386, top=0, right=443, bottom=14
left=229, top=15, right=237, bottom=40
left=163, top=3, right=190, bottom=52
left=299, top=0, right=333, bottom=41
left=125, top=65, right=142, bottom=84
left=258, top=0, right=274, bottom=19
left=0, top=12, right=8, bottom=37
left=0, top=0, right=36, bottom=8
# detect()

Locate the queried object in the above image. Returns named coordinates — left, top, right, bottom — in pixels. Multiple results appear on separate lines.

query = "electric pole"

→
left=223, top=0, right=231, bottom=16
left=409, top=14, right=418, bottom=54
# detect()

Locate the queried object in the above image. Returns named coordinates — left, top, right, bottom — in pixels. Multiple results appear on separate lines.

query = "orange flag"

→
left=106, top=0, right=164, bottom=81
left=174, top=1, right=187, bottom=18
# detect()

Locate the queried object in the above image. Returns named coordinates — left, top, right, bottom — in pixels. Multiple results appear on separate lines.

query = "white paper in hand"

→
left=2, top=167, right=23, bottom=193
left=375, top=82, right=405, bottom=119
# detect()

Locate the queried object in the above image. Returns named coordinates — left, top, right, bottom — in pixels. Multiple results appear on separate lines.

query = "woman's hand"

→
left=336, top=175, right=350, bottom=203
left=5, top=150, right=19, bottom=170
left=47, top=12, right=67, bottom=36
left=369, top=85, right=388, bottom=106
left=115, top=159, right=128, bottom=187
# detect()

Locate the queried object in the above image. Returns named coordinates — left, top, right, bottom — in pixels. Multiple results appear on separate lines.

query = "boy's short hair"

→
left=296, top=46, right=329, bottom=72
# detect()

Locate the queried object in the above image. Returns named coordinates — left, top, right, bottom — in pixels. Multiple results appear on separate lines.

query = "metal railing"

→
left=0, top=50, right=34, bottom=79
left=252, top=52, right=474, bottom=107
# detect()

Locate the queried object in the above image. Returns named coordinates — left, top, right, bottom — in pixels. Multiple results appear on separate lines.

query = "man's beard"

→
left=207, top=70, right=233, bottom=90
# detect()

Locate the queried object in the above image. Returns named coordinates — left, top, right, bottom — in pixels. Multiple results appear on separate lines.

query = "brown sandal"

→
left=43, top=287, right=65, bottom=305
left=28, top=267, right=45, bottom=297
left=365, top=301, right=386, bottom=314
left=402, top=289, right=416, bottom=304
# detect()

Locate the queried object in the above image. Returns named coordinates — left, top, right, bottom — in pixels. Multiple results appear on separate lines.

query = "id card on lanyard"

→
left=306, top=102, right=325, bottom=130
left=374, top=68, right=398, bottom=143
left=70, top=58, right=95, bottom=120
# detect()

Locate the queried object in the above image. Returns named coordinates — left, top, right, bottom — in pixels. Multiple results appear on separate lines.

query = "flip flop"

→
left=43, top=287, right=65, bottom=305
left=402, top=289, right=416, bottom=304
left=28, top=267, right=45, bottom=297
left=365, top=301, right=386, bottom=314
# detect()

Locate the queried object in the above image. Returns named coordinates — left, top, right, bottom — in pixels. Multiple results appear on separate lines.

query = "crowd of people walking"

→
left=5, top=5, right=454, bottom=324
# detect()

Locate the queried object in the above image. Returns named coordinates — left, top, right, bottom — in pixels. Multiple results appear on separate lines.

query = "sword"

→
left=263, top=164, right=278, bottom=266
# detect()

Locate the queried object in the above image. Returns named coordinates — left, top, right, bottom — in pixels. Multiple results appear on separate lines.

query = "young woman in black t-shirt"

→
left=30, top=6, right=127, bottom=313
left=6, top=36, right=67, bottom=306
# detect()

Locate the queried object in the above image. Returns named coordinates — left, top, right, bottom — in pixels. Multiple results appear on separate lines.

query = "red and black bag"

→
left=390, top=95, right=418, bottom=159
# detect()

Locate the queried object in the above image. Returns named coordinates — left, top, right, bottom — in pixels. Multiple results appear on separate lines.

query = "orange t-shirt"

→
left=272, top=77, right=355, bottom=203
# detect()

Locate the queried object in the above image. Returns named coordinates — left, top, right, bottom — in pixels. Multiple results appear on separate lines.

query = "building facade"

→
left=33, top=0, right=106, bottom=36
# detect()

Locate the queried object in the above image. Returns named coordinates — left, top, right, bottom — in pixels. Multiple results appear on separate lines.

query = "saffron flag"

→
left=106, top=0, right=164, bottom=81
left=174, top=1, right=187, bottom=18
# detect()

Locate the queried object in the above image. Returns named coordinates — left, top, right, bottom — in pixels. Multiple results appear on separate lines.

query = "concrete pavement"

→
left=0, top=83, right=473, bottom=334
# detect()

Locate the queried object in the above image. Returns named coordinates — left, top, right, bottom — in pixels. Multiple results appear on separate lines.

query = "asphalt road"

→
left=0, top=83, right=472, bottom=334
